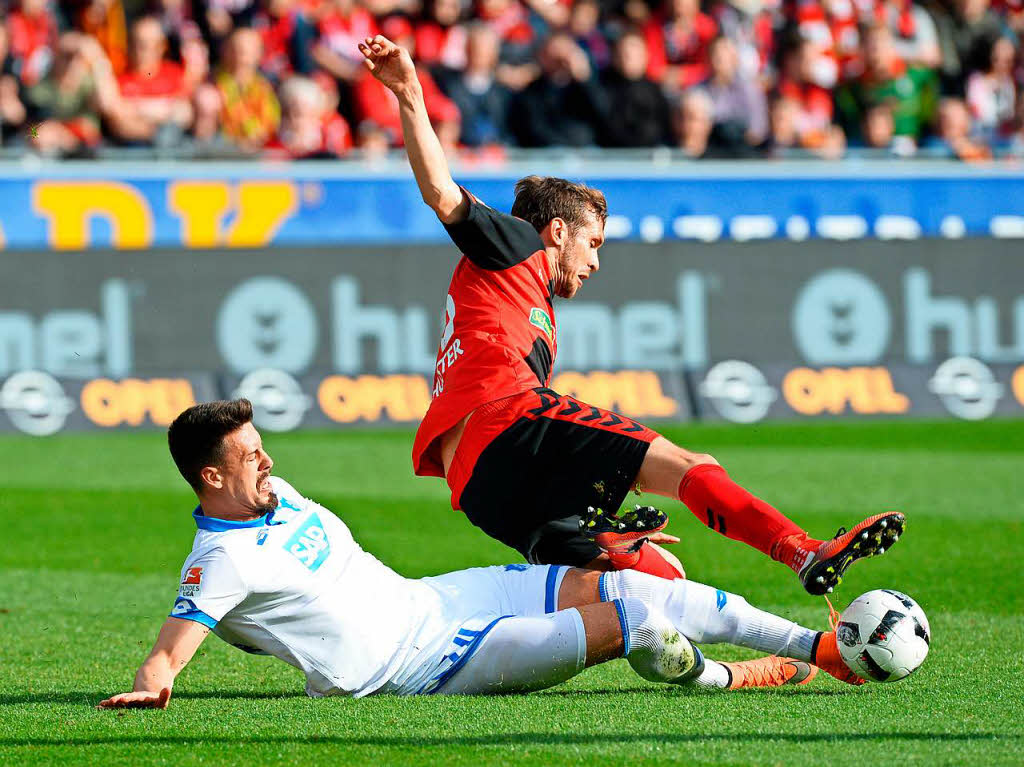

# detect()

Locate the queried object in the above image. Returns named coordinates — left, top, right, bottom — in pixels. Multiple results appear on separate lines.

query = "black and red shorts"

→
left=447, top=387, right=661, bottom=567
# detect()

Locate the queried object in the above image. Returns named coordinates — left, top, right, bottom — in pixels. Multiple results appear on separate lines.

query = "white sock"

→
left=691, top=659, right=731, bottom=689
left=614, top=598, right=703, bottom=685
left=600, top=571, right=817, bottom=661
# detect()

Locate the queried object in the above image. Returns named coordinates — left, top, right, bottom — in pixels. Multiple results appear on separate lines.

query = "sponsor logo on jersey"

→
left=180, top=566, right=204, bottom=596
left=284, top=513, right=331, bottom=572
left=529, top=307, right=554, bottom=340
left=716, top=589, right=728, bottom=611
left=171, top=597, right=199, bottom=616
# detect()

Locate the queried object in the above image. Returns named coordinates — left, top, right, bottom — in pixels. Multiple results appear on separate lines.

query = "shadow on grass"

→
left=0, top=691, right=306, bottom=705
left=2, top=685, right=853, bottom=706
left=0, top=733, right=1015, bottom=748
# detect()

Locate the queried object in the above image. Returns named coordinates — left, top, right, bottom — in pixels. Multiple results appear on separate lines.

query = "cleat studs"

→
left=861, top=532, right=869, bottom=540
left=816, top=576, right=826, bottom=584
left=827, top=587, right=834, bottom=593
left=880, top=520, right=887, bottom=529
left=877, top=547, right=885, bottom=554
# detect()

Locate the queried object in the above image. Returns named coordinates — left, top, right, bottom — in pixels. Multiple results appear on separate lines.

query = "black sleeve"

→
left=443, top=188, right=544, bottom=270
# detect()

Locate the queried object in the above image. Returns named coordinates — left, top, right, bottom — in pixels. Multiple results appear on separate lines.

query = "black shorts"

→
left=456, top=388, right=660, bottom=567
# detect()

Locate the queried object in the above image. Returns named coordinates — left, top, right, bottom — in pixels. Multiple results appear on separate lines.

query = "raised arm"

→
left=357, top=35, right=469, bottom=224
left=97, top=617, right=210, bottom=709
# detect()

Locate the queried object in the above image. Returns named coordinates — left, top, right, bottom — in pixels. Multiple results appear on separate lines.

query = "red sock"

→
left=677, top=464, right=812, bottom=565
left=608, top=541, right=683, bottom=579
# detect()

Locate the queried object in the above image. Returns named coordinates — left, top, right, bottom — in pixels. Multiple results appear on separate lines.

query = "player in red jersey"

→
left=358, top=35, right=905, bottom=593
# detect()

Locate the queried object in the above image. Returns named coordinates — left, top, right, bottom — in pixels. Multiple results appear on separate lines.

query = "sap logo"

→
left=504, top=564, right=529, bottom=572
left=716, top=590, right=728, bottom=611
left=284, top=513, right=330, bottom=571
left=0, top=280, right=135, bottom=379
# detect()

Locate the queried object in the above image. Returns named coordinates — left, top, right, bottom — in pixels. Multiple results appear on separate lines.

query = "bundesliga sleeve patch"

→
left=180, top=566, right=203, bottom=597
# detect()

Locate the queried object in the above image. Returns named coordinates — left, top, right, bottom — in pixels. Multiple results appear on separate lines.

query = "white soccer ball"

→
left=835, top=589, right=931, bottom=682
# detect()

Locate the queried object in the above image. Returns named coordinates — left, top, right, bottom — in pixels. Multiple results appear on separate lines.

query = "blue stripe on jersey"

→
left=426, top=615, right=513, bottom=695
left=544, top=565, right=563, bottom=614
left=169, top=597, right=217, bottom=629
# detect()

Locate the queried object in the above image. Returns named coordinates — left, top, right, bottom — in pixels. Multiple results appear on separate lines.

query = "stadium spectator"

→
left=477, top=0, right=543, bottom=91
left=767, top=93, right=846, bottom=156
left=203, top=0, right=258, bottom=52
left=249, top=0, right=317, bottom=84
left=707, top=0, right=775, bottom=80
left=214, top=26, right=281, bottom=150
left=643, top=0, right=719, bottom=90
left=415, top=0, right=469, bottom=70
left=22, top=31, right=121, bottom=155
left=701, top=34, right=768, bottom=150
left=149, top=0, right=201, bottom=61
left=6, top=0, right=60, bottom=87
left=351, top=17, right=460, bottom=148
left=107, top=15, right=194, bottom=145
left=925, top=94, right=993, bottom=156
left=777, top=36, right=838, bottom=148
left=312, top=0, right=379, bottom=88
left=436, top=23, right=512, bottom=146
left=0, top=24, right=28, bottom=143
left=835, top=22, right=939, bottom=143
left=70, top=0, right=129, bottom=75
left=597, top=28, right=672, bottom=146
left=509, top=32, right=605, bottom=146
left=855, top=100, right=919, bottom=154
left=791, top=0, right=842, bottom=86
left=927, top=0, right=1006, bottom=95
left=881, top=0, right=943, bottom=69
left=671, top=87, right=717, bottom=156
left=966, top=34, right=1018, bottom=138
left=266, top=74, right=352, bottom=156
left=570, top=0, right=613, bottom=71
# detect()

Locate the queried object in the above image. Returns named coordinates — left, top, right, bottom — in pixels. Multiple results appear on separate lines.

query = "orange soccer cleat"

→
left=812, top=631, right=867, bottom=686
left=777, top=511, right=906, bottom=596
left=721, top=656, right=818, bottom=689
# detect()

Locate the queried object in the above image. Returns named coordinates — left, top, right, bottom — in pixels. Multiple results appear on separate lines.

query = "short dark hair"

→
left=168, top=399, right=253, bottom=491
left=511, top=176, right=608, bottom=234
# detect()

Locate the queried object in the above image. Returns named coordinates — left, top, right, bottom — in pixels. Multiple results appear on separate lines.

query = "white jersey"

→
left=171, top=477, right=560, bottom=697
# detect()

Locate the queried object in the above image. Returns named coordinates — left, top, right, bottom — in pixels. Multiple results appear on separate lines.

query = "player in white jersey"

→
left=98, top=400, right=865, bottom=709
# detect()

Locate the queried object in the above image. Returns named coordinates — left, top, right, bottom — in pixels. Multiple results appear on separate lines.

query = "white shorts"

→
left=380, top=564, right=569, bottom=695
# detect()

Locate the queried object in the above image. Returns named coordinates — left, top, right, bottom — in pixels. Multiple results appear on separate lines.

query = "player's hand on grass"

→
left=647, top=532, right=680, bottom=545
left=97, top=687, right=171, bottom=710
left=358, top=35, right=417, bottom=95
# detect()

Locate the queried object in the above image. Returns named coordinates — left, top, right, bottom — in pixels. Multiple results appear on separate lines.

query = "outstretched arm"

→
left=357, top=35, right=468, bottom=224
left=97, top=617, right=210, bottom=709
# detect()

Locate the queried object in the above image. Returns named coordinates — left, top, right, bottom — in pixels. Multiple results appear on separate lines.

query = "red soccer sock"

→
left=677, top=464, right=818, bottom=569
left=607, top=541, right=683, bottom=580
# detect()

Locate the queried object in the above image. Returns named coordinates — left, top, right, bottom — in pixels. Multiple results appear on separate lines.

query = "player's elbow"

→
left=428, top=183, right=467, bottom=225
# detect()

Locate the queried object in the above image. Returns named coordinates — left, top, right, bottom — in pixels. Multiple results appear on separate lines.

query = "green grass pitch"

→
left=1, top=419, right=1022, bottom=766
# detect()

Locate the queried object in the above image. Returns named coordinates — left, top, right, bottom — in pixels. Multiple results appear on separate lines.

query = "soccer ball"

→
left=835, top=589, right=931, bottom=682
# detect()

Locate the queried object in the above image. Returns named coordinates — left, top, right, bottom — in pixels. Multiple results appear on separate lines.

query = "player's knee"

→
left=686, top=452, right=720, bottom=471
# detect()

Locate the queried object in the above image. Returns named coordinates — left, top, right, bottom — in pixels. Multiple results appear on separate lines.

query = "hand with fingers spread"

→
left=357, top=35, right=418, bottom=96
left=97, top=687, right=172, bottom=710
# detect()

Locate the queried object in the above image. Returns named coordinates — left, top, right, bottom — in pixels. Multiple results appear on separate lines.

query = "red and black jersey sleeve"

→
left=443, top=188, right=544, bottom=270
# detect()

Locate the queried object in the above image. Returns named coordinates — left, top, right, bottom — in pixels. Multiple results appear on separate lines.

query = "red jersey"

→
left=412, top=190, right=556, bottom=478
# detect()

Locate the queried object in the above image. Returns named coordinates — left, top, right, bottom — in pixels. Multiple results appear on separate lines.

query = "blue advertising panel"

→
left=0, top=162, right=1021, bottom=250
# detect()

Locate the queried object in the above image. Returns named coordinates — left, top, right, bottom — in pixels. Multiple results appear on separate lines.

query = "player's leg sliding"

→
left=580, top=504, right=685, bottom=579
left=599, top=569, right=866, bottom=685
left=677, top=462, right=905, bottom=595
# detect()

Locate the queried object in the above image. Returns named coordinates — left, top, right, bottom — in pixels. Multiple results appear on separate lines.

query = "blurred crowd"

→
left=1, top=0, right=1023, bottom=160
